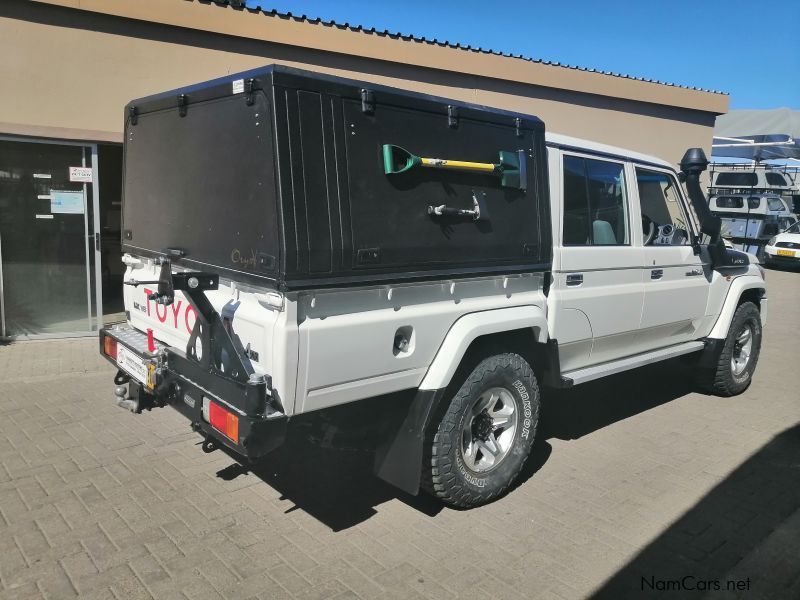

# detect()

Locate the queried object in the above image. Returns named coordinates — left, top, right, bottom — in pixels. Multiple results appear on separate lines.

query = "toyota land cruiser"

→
left=99, top=66, right=766, bottom=507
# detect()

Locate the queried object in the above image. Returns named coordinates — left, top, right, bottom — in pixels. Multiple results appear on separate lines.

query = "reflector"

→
left=103, top=336, right=118, bottom=360
left=208, top=402, right=239, bottom=442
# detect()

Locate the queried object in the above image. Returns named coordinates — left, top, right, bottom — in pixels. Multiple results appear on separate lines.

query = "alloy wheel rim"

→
left=460, top=386, right=519, bottom=473
left=731, top=323, right=754, bottom=376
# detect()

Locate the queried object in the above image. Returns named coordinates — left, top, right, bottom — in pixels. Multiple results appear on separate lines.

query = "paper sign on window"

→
left=69, top=166, right=93, bottom=182
left=50, top=190, right=85, bottom=214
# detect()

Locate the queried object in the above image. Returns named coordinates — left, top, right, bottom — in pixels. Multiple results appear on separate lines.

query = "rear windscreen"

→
left=122, top=92, right=279, bottom=281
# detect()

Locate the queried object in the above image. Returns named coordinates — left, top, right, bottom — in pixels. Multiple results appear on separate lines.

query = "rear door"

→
left=634, top=166, right=710, bottom=349
left=548, top=150, right=644, bottom=371
left=122, top=89, right=280, bottom=286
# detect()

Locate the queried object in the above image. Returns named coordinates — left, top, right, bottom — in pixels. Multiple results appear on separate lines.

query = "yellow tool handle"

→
left=420, top=157, right=497, bottom=173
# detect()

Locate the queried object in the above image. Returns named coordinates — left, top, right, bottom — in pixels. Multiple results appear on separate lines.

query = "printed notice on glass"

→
left=68, top=166, right=93, bottom=182
left=50, top=190, right=85, bottom=214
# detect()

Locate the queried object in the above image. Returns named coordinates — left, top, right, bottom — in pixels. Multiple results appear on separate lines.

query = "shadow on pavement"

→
left=216, top=358, right=696, bottom=531
left=543, top=357, right=696, bottom=441
left=591, top=424, right=800, bottom=599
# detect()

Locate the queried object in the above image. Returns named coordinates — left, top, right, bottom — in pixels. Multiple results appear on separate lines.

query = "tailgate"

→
left=122, top=256, right=282, bottom=378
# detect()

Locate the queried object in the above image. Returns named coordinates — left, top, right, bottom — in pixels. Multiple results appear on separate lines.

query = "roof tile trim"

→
left=25, top=0, right=728, bottom=113
left=222, top=0, right=725, bottom=95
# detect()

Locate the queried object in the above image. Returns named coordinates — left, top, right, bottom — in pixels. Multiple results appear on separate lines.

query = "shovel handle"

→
left=420, top=158, right=497, bottom=173
left=382, top=144, right=523, bottom=189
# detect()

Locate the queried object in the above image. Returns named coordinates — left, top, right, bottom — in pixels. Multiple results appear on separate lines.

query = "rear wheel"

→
left=422, top=353, right=539, bottom=508
left=697, top=301, right=762, bottom=396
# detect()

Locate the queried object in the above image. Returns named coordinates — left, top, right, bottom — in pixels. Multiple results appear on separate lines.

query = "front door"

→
left=634, top=166, right=710, bottom=349
left=0, top=138, right=99, bottom=337
left=548, top=152, right=644, bottom=371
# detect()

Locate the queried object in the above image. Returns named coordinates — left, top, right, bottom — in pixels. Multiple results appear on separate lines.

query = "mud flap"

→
left=373, top=388, right=445, bottom=495
left=697, top=338, right=724, bottom=369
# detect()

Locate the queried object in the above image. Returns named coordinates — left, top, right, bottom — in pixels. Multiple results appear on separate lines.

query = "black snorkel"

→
left=679, top=148, right=729, bottom=267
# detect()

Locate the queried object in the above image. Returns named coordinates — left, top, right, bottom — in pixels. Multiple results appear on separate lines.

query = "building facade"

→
left=0, top=0, right=728, bottom=338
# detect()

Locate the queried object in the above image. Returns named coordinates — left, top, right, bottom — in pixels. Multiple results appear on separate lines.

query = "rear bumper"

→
left=100, top=326, right=287, bottom=461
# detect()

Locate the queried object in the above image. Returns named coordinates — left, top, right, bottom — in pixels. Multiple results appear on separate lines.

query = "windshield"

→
left=785, top=221, right=800, bottom=234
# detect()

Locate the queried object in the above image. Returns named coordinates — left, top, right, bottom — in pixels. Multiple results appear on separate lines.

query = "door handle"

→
left=566, top=273, right=583, bottom=286
left=650, top=269, right=663, bottom=280
left=95, top=232, right=100, bottom=252
left=685, top=268, right=702, bottom=277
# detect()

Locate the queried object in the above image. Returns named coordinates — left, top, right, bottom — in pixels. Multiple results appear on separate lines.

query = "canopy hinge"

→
left=447, top=105, right=459, bottom=128
left=177, top=94, right=188, bottom=117
left=244, top=78, right=255, bottom=106
left=361, top=88, right=375, bottom=114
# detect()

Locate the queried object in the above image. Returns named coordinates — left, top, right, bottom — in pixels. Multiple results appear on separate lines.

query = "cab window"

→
left=562, top=155, right=629, bottom=246
left=636, top=168, right=692, bottom=246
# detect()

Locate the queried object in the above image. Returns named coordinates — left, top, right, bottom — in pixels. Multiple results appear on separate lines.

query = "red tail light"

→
left=103, top=335, right=118, bottom=360
left=209, top=402, right=239, bottom=442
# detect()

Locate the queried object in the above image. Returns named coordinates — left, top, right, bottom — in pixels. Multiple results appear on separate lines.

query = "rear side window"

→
left=715, top=172, right=758, bottom=186
left=562, top=155, right=629, bottom=245
left=767, top=197, right=787, bottom=211
left=765, top=173, right=788, bottom=186
left=714, top=196, right=744, bottom=209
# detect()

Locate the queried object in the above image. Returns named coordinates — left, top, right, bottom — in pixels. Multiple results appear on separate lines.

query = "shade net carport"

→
left=713, top=108, right=800, bottom=162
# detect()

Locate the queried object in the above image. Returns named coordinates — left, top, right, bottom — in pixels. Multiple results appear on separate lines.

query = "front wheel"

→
left=697, top=301, right=762, bottom=396
left=422, top=353, right=540, bottom=508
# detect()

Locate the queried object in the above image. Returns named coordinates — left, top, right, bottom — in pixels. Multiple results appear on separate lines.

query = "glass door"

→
left=0, top=138, right=98, bottom=338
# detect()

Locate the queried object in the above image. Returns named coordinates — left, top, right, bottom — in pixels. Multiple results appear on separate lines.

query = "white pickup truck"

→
left=100, top=66, right=766, bottom=507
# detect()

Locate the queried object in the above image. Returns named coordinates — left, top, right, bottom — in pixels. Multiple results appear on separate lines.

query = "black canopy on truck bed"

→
left=122, top=65, right=551, bottom=290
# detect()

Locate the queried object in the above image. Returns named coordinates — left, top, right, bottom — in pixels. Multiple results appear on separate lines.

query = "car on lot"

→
left=764, top=220, right=800, bottom=268
left=99, top=66, right=767, bottom=507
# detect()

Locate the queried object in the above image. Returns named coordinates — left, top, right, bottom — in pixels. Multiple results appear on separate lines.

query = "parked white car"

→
left=764, top=220, right=800, bottom=267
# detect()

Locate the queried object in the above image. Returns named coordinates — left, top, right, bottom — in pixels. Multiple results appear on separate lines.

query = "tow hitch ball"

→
left=114, top=384, right=139, bottom=413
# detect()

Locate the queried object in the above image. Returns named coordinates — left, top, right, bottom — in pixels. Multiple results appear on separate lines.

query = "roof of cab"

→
left=545, top=132, right=675, bottom=169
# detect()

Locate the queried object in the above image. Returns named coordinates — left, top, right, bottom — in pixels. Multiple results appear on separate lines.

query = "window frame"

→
left=633, top=164, right=700, bottom=247
left=560, top=151, right=632, bottom=247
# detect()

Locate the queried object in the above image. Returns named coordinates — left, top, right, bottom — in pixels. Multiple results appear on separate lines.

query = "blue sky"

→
left=245, top=0, right=799, bottom=110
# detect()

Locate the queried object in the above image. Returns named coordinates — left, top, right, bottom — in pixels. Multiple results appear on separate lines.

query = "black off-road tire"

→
left=696, top=301, right=762, bottom=397
left=422, top=353, right=540, bottom=508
